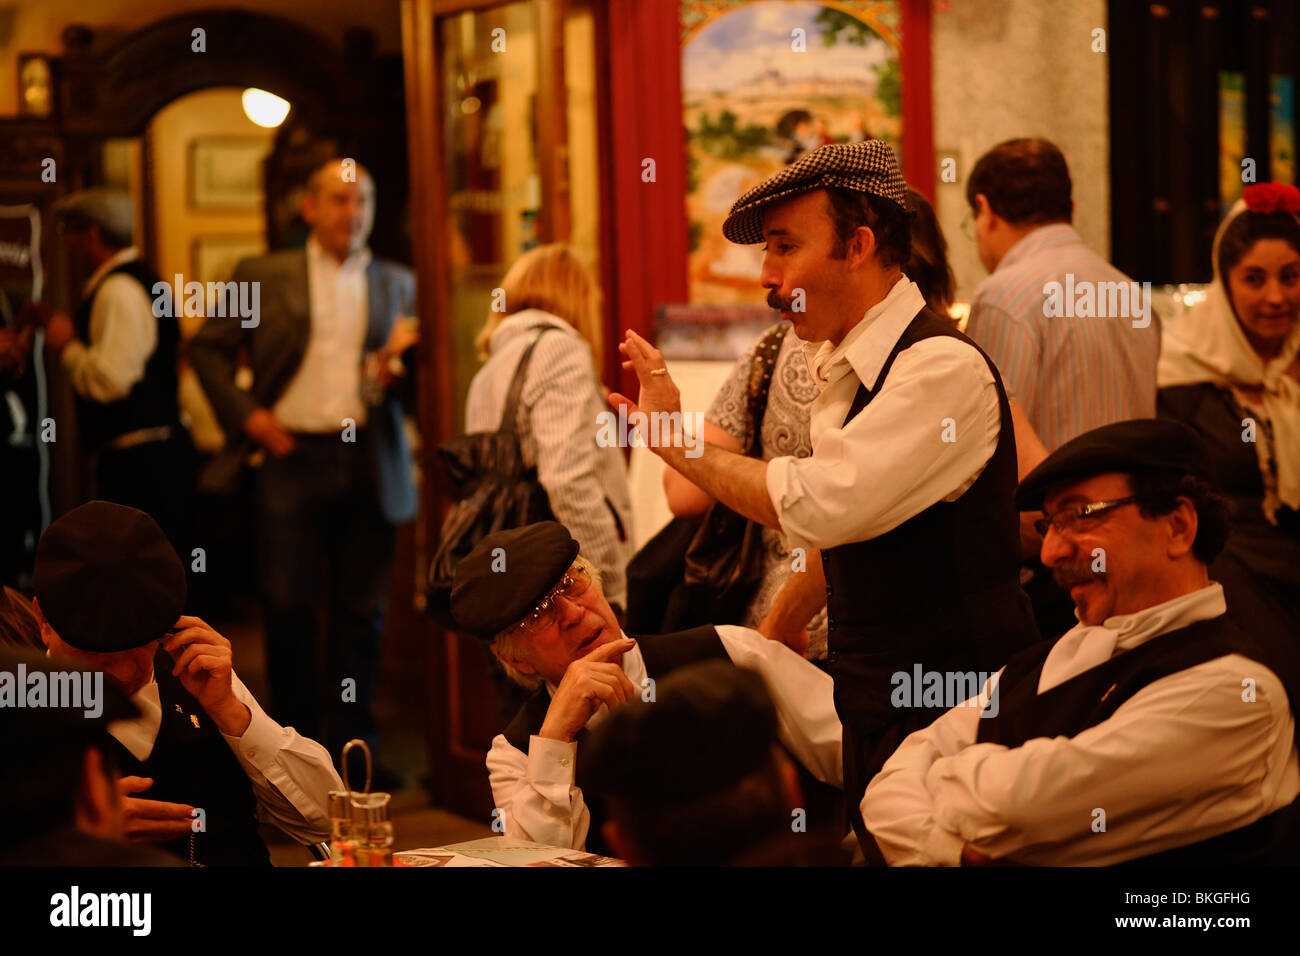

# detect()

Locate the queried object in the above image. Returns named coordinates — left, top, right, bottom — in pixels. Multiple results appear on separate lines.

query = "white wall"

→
left=931, top=0, right=1111, bottom=299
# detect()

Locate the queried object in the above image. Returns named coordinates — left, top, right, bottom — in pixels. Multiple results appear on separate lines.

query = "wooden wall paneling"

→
left=1245, top=2, right=1273, bottom=185
left=1193, top=2, right=1224, bottom=281
left=1148, top=2, right=1174, bottom=283
left=402, top=0, right=466, bottom=812
left=537, top=0, right=572, bottom=243
left=1108, top=0, right=1148, bottom=282
left=1167, top=2, right=1199, bottom=282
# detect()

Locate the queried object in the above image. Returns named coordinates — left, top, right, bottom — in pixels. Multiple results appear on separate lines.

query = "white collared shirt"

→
left=108, top=669, right=343, bottom=845
left=272, top=236, right=370, bottom=432
left=861, top=583, right=1300, bottom=865
left=62, top=247, right=158, bottom=403
left=765, top=276, right=1001, bottom=553
left=485, top=626, right=843, bottom=851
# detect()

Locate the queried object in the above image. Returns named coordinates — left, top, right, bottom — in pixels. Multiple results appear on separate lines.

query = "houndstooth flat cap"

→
left=722, top=140, right=908, bottom=245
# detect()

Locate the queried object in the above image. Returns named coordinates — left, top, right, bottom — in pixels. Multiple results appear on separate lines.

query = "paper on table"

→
left=397, top=836, right=625, bottom=867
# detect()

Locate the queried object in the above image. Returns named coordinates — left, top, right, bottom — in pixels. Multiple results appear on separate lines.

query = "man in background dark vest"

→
left=42, top=188, right=194, bottom=556
left=609, top=141, right=1040, bottom=854
left=863, top=420, right=1300, bottom=865
left=32, top=500, right=341, bottom=866
left=452, top=521, right=842, bottom=855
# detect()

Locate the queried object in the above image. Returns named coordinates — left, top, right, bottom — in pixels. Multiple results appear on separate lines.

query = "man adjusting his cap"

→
left=33, top=500, right=342, bottom=866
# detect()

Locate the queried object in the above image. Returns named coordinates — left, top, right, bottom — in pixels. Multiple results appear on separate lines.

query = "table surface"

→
left=396, top=837, right=625, bottom=867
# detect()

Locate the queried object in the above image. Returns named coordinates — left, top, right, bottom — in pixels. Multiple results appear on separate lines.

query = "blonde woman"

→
left=465, top=244, right=634, bottom=612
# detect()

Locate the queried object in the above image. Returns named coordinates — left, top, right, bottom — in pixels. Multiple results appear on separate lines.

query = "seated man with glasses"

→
left=449, top=521, right=842, bottom=854
left=861, top=419, right=1300, bottom=865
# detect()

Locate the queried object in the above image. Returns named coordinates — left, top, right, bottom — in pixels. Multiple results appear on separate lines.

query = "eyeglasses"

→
left=960, top=209, right=975, bottom=241
left=1034, top=496, right=1139, bottom=538
left=502, top=563, right=591, bottom=637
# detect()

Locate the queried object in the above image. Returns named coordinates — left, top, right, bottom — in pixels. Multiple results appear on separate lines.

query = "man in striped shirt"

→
left=963, top=139, right=1161, bottom=638
left=963, top=138, right=1160, bottom=453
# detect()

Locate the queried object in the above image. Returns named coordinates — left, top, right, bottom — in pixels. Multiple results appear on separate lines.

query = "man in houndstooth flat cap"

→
left=609, top=139, right=1040, bottom=858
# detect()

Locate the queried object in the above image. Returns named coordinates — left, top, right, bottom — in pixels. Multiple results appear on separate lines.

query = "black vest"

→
left=502, top=626, right=730, bottom=856
left=978, top=613, right=1300, bottom=865
left=73, top=259, right=180, bottom=451
left=107, top=650, right=271, bottom=867
left=822, top=308, right=1039, bottom=783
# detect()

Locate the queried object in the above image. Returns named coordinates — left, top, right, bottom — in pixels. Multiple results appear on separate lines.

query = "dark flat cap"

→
left=51, top=187, right=134, bottom=245
left=1017, top=419, right=1211, bottom=510
left=450, top=521, right=580, bottom=639
left=583, top=660, right=777, bottom=806
left=723, top=140, right=908, bottom=245
left=34, top=501, right=186, bottom=652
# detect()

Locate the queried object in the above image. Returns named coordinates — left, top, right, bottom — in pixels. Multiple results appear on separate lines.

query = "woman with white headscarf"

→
left=1158, top=182, right=1300, bottom=645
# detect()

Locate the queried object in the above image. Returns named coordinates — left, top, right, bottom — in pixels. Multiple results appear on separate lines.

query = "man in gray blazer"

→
left=190, top=159, right=417, bottom=781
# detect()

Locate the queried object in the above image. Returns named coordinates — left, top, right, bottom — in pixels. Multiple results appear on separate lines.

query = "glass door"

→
left=439, top=2, right=543, bottom=429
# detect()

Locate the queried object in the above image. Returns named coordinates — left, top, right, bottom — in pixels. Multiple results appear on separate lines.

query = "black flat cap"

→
left=1017, top=419, right=1211, bottom=510
left=723, top=140, right=908, bottom=245
left=450, top=521, right=580, bottom=640
left=34, top=501, right=186, bottom=652
left=583, top=660, right=777, bottom=806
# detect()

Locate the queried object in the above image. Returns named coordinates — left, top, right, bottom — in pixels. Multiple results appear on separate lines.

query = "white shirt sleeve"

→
left=766, top=337, right=1000, bottom=551
left=864, top=656, right=1298, bottom=866
left=860, top=672, right=996, bottom=866
left=218, top=674, right=343, bottom=845
left=62, top=274, right=158, bottom=403
left=486, top=732, right=592, bottom=850
left=715, top=624, right=843, bottom=788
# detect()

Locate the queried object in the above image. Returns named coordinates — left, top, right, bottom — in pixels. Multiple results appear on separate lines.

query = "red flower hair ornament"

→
left=1242, top=181, right=1300, bottom=214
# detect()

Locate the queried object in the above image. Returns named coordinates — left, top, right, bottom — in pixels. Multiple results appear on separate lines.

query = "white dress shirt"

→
left=272, top=237, right=370, bottom=432
left=108, top=669, right=343, bottom=845
left=465, top=309, right=634, bottom=607
left=765, top=276, right=1001, bottom=553
left=62, top=247, right=157, bottom=403
left=485, top=625, right=843, bottom=851
left=861, top=583, right=1300, bottom=866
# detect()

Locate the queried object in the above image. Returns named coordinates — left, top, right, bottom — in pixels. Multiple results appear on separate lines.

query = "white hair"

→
left=489, top=554, right=601, bottom=690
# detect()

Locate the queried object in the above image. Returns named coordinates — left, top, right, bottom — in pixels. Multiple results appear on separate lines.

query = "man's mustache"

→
left=767, top=290, right=794, bottom=311
left=1053, top=563, right=1101, bottom=590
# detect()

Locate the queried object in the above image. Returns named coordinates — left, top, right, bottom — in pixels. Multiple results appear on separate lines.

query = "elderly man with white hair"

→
left=450, top=520, right=843, bottom=856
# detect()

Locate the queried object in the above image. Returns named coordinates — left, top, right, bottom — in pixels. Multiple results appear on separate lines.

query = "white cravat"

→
left=1037, top=583, right=1228, bottom=693
left=108, top=679, right=164, bottom=762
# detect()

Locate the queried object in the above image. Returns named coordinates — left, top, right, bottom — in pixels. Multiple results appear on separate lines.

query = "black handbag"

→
left=426, top=326, right=558, bottom=629
left=661, top=323, right=788, bottom=630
